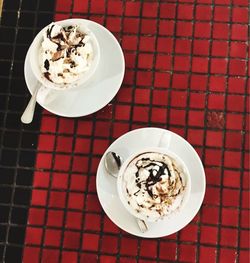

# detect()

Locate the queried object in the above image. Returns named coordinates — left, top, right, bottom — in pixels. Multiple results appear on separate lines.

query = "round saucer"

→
left=24, top=19, right=125, bottom=117
left=96, top=127, right=206, bottom=238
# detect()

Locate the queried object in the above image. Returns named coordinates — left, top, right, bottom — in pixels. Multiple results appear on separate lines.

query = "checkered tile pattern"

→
left=23, top=0, right=249, bottom=262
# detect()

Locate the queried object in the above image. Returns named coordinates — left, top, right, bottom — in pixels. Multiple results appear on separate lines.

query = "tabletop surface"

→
left=0, top=0, right=249, bottom=262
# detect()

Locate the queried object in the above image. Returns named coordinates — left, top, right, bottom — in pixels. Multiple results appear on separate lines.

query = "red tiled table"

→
left=23, top=1, right=249, bottom=262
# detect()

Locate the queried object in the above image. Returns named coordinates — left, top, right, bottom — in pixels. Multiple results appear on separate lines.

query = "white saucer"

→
left=96, top=127, right=206, bottom=238
left=24, top=20, right=125, bottom=117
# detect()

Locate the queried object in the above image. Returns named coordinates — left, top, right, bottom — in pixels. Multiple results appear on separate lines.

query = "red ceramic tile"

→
left=138, top=53, right=154, bottom=69
left=208, top=94, right=225, bottom=110
left=211, top=58, right=228, bottom=74
left=63, top=231, right=80, bottom=249
left=242, top=171, right=249, bottom=190
left=244, top=153, right=249, bottom=170
left=38, top=134, right=55, bottom=151
left=225, top=130, right=242, bottom=150
left=54, top=154, right=71, bottom=171
left=201, top=206, right=219, bottom=224
left=194, top=22, right=211, bottom=38
left=223, top=170, right=240, bottom=188
left=207, top=111, right=225, bottom=129
left=171, top=90, right=187, bottom=107
left=159, top=242, right=177, bottom=261
left=199, top=246, right=216, bottom=263
left=214, top=6, right=230, bottom=22
left=187, top=129, right=204, bottom=145
left=58, top=119, right=74, bottom=134
left=230, top=42, right=247, bottom=58
left=212, top=41, right=228, bottom=57
left=157, top=37, right=173, bottom=53
left=223, top=188, right=240, bottom=207
left=72, top=0, right=88, bottom=13
left=25, top=227, right=43, bottom=245
left=93, top=139, right=109, bottom=155
left=192, top=57, right=209, bottom=73
left=47, top=210, right=64, bottom=227
left=122, top=35, right=137, bottom=51
left=219, top=248, right=237, bottom=263
left=123, top=18, right=139, bottom=33
left=51, top=173, right=68, bottom=190
left=54, top=13, right=70, bottom=21
left=159, top=20, right=174, bottom=36
left=205, top=167, right=221, bottom=186
left=233, top=0, right=248, bottom=5
left=136, top=71, right=153, bottom=86
left=74, top=138, right=91, bottom=154
left=107, top=0, right=123, bottom=15
left=213, top=23, right=229, bottom=39
left=44, top=229, right=61, bottom=247
left=116, top=87, right=133, bottom=103
left=36, top=153, right=52, bottom=169
left=188, top=110, right=204, bottom=127
left=120, top=237, right=138, bottom=256
left=241, top=210, right=250, bottom=228
left=221, top=207, right=239, bottom=226
left=33, top=171, right=50, bottom=188
left=215, top=0, right=230, bottom=3
left=80, top=253, right=97, bottom=263
left=179, top=224, right=198, bottom=242
left=224, top=150, right=242, bottom=168
left=178, top=4, right=194, bottom=20
left=84, top=213, right=101, bottom=232
left=232, top=7, right=249, bottom=23
left=170, top=109, right=186, bottom=125
left=68, top=192, right=84, bottom=210
left=31, top=189, right=47, bottom=206
left=206, top=130, right=223, bottom=147
left=231, top=24, right=248, bottom=41
left=85, top=194, right=102, bottom=212
left=195, top=5, right=212, bottom=20
left=142, top=2, right=158, bottom=17
left=220, top=227, right=238, bottom=247
left=106, top=17, right=121, bottom=33
left=56, top=0, right=71, bottom=12
left=42, top=249, right=59, bottom=263
left=72, top=155, right=89, bottom=172
left=226, top=113, right=243, bottom=130
left=242, top=190, right=249, bottom=209
left=56, top=136, right=73, bottom=153
left=229, top=59, right=246, bottom=76
left=155, top=54, right=172, bottom=70
left=193, top=39, right=210, bottom=55
left=140, top=240, right=157, bottom=258
left=176, top=21, right=193, bottom=37
left=175, top=39, right=192, bottom=54
left=82, top=233, right=99, bottom=251
left=101, top=235, right=118, bottom=254
left=209, top=76, right=226, bottom=92
left=189, top=93, right=206, bottom=109
left=227, top=94, right=245, bottom=113
left=125, top=52, right=136, bottom=68
left=174, top=56, right=190, bottom=71
left=154, top=72, right=170, bottom=88
left=120, top=258, right=137, bottom=263
left=133, top=106, right=149, bottom=122
left=61, top=252, right=78, bottom=263
left=103, top=216, right=119, bottom=234
left=190, top=75, right=207, bottom=91
left=28, top=208, right=45, bottom=226
left=125, top=1, right=140, bottom=16
left=49, top=191, right=66, bottom=208
left=99, top=255, right=116, bottom=263
left=23, top=247, right=40, bottom=263
left=77, top=120, right=93, bottom=136
left=141, top=19, right=157, bottom=34
left=66, top=211, right=82, bottom=230
left=70, top=174, right=87, bottom=191
left=204, top=187, right=220, bottom=205
left=173, top=73, right=189, bottom=90
left=197, top=0, right=212, bottom=2
left=160, top=3, right=176, bottom=19
left=200, top=225, right=218, bottom=244
left=90, top=0, right=105, bottom=13
left=151, top=107, right=167, bottom=124
left=179, top=244, right=196, bottom=262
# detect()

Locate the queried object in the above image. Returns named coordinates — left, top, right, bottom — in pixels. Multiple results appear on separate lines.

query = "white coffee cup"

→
left=117, top=147, right=191, bottom=222
left=29, top=18, right=100, bottom=90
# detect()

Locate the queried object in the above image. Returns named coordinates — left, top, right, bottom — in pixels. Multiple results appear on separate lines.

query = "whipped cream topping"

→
left=40, top=23, right=93, bottom=84
left=122, top=152, right=186, bottom=221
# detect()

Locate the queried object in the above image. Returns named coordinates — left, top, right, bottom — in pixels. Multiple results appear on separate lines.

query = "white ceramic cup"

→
left=29, top=18, right=100, bottom=90
left=117, top=147, right=191, bottom=222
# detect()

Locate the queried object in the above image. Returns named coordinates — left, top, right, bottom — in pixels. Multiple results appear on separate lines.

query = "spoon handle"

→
left=136, top=218, right=148, bottom=233
left=21, top=84, right=40, bottom=124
